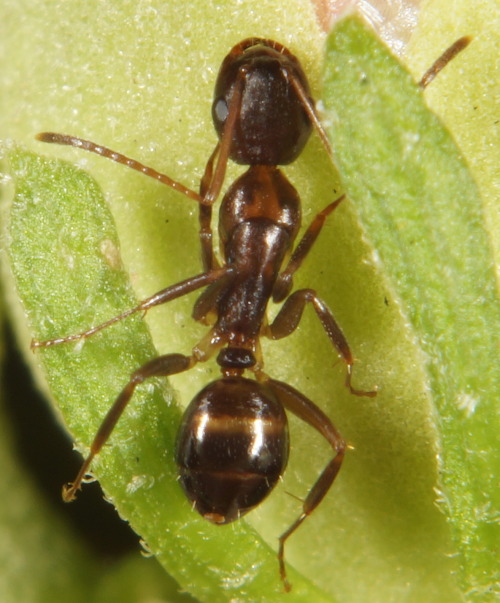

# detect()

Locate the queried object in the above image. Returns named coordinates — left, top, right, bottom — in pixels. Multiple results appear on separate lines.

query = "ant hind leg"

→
left=266, top=378, right=347, bottom=592
left=63, top=353, right=195, bottom=502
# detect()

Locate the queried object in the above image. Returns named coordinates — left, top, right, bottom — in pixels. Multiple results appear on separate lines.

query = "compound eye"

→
left=213, top=98, right=229, bottom=125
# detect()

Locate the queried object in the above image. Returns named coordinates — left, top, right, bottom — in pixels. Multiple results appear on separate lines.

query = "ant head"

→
left=212, top=38, right=314, bottom=166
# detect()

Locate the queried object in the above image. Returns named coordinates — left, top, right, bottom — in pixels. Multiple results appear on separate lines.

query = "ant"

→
left=32, top=34, right=470, bottom=591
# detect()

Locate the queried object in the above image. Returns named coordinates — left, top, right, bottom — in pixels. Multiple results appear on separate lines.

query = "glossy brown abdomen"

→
left=175, top=377, right=289, bottom=523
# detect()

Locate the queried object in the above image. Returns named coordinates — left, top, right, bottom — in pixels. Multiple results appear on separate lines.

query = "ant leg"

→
left=35, top=133, right=202, bottom=203
left=32, top=266, right=232, bottom=349
left=266, top=378, right=346, bottom=592
left=273, top=195, right=345, bottom=302
left=268, top=289, right=376, bottom=397
left=198, top=143, right=221, bottom=271
left=202, top=70, right=245, bottom=206
left=418, top=36, right=471, bottom=89
left=63, top=352, right=195, bottom=502
left=192, top=270, right=235, bottom=325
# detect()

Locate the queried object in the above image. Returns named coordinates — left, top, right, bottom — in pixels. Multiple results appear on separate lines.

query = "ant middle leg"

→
left=265, top=378, right=347, bottom=592
left=268, top=288, right=376, bottom=397
left=32, top=266, right=231, bottom=349
left=63, top=352, right=196, bottom=502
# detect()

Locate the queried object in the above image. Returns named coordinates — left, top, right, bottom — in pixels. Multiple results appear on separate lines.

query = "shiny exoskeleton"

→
left=33, top=35, right=468, bottom=591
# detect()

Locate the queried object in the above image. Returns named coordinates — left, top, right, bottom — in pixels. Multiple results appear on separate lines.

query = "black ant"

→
left=32, top=35, right=470, bottom=591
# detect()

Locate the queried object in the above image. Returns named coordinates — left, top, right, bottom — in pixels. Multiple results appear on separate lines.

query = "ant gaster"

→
left=33, top=35, right=470, bottom=591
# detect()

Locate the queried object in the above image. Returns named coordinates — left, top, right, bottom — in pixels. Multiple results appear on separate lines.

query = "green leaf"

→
left=0, top=309, right=97, bottom=603
left=3, top=148, right=333, bottom=601
left=1, top=3, right=341, bottom=601
left=323, top=15, right=499, bottom=602
left=2, top=1, right=497, bottom=602
left=407, top=0, right=500, bottom=275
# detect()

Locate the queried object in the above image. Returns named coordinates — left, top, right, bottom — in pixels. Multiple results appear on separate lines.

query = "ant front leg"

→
left=198, top=143, right=221, bottom=272
left=268, top=288, right=376, bottom=397
left=273, top=195, right=345, bottom=302
left=265, top=378, right=347, bottom=592
left=63, top=352, right=195, bottom=502
left=195, top=70, right=247, bottom=271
